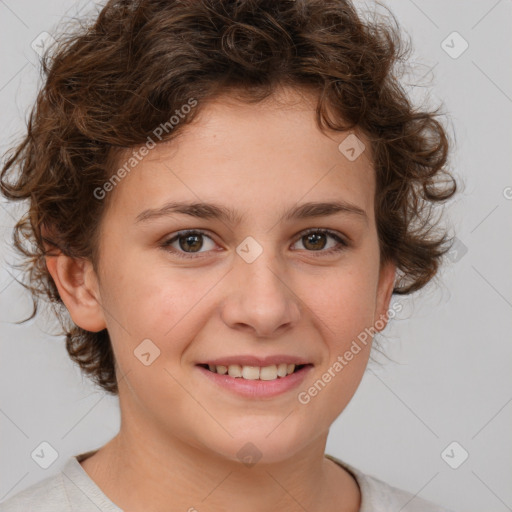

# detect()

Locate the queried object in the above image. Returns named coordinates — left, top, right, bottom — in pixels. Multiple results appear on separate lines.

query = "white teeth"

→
left=242, top=366, right=260, bottom=380
left=259, top=365, right=277, bottom=380
left=277, top=363, right=288, bottom=377
left=228, top=364, right=242, bottom=378
left=216, top=365, right=228, bottom=375
left=207, top=363, right=301, bottom=380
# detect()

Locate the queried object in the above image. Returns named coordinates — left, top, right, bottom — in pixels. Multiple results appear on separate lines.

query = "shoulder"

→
left=325, top=454, right=457, bottom=512
left=0, top=451, right=121, bottom=512
left=0, top=472, right=69, bottom=512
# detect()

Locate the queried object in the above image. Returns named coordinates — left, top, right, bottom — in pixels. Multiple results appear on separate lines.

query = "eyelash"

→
left=160, top=228, right=349, bottom=260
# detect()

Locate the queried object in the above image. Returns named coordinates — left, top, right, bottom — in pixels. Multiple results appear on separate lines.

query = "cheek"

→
left=106, top=258, right=201, bottom=334
left=303, top=266, right=379, bottom=343
left=102, top=261, right=225, bottom=382
left=298, top=272, right=378, bottom=418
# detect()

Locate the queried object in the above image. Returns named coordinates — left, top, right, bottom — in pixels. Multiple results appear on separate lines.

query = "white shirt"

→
left=0, top=451, right=456, bottom=511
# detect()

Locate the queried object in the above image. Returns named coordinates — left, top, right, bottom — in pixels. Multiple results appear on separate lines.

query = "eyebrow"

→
left=135, top=200, right=368, bottom=225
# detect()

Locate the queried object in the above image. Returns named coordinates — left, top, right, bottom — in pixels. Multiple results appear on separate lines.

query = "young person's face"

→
left=90, top=88, right=395, bottom=463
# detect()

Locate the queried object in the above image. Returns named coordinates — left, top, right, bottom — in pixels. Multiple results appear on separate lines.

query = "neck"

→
left=80, top=425, right=360, bottom=512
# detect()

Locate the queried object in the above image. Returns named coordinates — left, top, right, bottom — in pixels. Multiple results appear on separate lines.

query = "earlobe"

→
left=45, top=253, right=107, bottom=332
left=374, top=260, right=396, bottom=332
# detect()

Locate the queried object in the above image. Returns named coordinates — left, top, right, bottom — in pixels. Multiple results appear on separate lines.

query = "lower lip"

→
left=196, top=365, right=313, bottom=399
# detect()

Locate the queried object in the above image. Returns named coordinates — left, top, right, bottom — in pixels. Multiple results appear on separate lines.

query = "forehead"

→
left=105, top=88, right=376, bottom=225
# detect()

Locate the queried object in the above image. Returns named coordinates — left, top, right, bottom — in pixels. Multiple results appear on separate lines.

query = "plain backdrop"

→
left=0, top=1, right=511, bottom=511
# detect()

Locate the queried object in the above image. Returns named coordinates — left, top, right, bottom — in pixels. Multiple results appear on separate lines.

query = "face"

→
left=88, top=87, right=395, bottom=464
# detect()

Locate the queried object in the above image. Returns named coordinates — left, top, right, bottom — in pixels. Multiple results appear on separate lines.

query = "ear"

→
left=45, top=253, right=107, bottom=332
left=373, top=259, right=396, bottom=332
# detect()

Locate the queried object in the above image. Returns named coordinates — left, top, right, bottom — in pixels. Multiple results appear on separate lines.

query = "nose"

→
left=219, top=245, right=301, bottom=338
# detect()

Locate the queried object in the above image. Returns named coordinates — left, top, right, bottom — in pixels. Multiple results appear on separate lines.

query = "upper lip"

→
left=198, top=355, right=312, bottom=367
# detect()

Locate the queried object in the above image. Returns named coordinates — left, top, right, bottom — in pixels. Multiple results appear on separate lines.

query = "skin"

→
left=46, top=86, right=396, bottom=512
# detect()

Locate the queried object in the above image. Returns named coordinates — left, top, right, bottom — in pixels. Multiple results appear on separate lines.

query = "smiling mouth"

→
left=197, top=363, right=310, bottom=381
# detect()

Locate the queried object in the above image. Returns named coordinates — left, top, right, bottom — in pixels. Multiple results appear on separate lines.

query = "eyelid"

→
left=161, top=227, right=349, bottom=259
left=161, top=229, right=217, bottom=259
left=295, top=227, right=349, bottom=246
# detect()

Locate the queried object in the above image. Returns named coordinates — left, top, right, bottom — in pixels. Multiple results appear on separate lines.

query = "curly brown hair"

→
left=0, top=0, right=457, bottom=395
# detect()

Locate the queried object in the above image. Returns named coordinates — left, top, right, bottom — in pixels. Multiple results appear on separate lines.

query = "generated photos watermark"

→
left=297, top=300, right=404, bottom=405
left=93, top=98, right=198, bottom=200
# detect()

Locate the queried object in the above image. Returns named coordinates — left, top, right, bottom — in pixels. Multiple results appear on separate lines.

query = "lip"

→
left=196, top=363, right=314, bottom=399
left=198, top=354, right=312, bottom=367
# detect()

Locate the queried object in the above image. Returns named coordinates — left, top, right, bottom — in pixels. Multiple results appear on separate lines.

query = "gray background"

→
left=0, top=1, right=511, bottom=510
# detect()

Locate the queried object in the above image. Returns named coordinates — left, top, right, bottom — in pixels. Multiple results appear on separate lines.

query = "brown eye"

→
left=178, top=233, right=204, bottom=252
left=162, top=230, right=217, bottom=258
left=302, top=232, right=328, bottom=251
left=292, top=229, right=348, bottom=255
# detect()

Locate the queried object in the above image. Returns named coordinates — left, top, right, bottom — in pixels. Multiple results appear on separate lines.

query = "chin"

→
left=202, top=425, right=312, bottom=467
